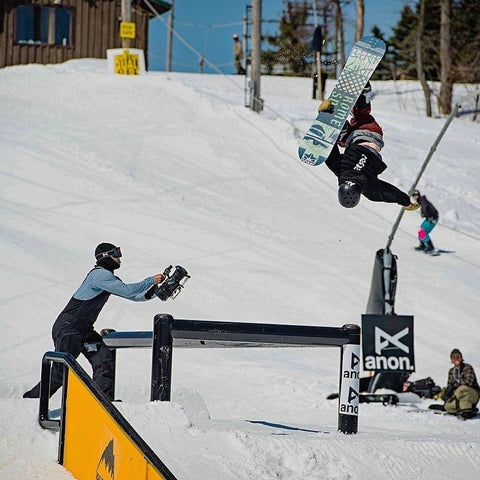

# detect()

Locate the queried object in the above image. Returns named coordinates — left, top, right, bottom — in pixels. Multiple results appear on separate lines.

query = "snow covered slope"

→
left=1, top=60, right=479, bottom=479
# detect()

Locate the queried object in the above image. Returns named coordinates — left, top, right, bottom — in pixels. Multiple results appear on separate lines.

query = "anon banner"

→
left=361, top=314, right=415, bottom=372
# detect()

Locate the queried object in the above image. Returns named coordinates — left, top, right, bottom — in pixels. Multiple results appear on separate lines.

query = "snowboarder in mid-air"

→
left=319, top=82, right=419, bottom=211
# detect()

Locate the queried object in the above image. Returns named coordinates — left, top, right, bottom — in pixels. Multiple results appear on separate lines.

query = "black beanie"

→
left=450, top=348, right=462, bottom=358
left=95, top=243, right=120, bottom=271
left=95, top=242, right=116, bottom=260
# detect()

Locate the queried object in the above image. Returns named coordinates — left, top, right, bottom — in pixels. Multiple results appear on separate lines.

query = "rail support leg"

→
left=151, top=314, right=173, bottom=401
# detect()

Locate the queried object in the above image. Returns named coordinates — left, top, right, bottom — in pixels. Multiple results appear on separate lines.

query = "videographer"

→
left=23, top=243, right=165, bottom=401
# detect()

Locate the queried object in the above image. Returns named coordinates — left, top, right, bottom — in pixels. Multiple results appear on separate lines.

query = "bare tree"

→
left=416, top=0, right=432, bottom=116
left=355, top=0, right=364, bottom=42
left=333, top=0, right=345, bottom=74
left=438, top=0, right=453, bottom=114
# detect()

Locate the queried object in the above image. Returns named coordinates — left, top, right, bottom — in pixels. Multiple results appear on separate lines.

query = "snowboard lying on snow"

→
left=328, top=391, right=478, bottom=420
left=409, top=404, right=480, bottom=421
left=327, top=392, right=420, bottom=405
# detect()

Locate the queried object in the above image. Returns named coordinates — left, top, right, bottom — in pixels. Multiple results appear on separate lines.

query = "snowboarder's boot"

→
left=415, top=243, right=425, bottom=251
left=423, top=240, right=434, bottom=253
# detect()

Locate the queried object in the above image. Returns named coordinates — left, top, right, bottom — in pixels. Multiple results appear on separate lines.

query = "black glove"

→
left=442, top=384, right=456, bottom=401
left=145, top=285, right=158, bottom=300
left=83, top=329, right=103, bottom=352
left=84, top=330, right=102, bottom=344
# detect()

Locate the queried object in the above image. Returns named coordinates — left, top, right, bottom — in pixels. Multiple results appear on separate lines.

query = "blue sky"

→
left=147, top=1, right=414, bottom=73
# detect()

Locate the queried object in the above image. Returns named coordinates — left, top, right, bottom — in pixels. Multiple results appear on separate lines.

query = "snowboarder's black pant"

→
left=23, top=324, right=115, bottom=400
left=326, top=144, right=410, bottom=207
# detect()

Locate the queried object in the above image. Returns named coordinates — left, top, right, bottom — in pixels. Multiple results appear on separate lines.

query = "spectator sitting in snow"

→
left=441, top=348, right=480, bottom=413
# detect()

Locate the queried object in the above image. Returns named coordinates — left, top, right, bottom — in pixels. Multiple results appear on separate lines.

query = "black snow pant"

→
left=326, top=144, right=411, bottom=207
left=23, top=323, right=115, bottom=400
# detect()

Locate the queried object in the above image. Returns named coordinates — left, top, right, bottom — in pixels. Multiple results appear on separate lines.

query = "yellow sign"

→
left=62, top=370, right=169, bottom=480
left=114, top=49, right=140, bottom=75
left=120, top=21, right=136, bottom=39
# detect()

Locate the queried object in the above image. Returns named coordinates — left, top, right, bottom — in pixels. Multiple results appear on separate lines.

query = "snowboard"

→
left=409, top=406, right=480, bottom=421
left=328, top=393, right=404, bottom=405
left=437, top=410, right=480, bottom=420
left=414, top=248, right=455, bottom=257
left=359, top=393, right=399, bottom=405
left=298, top=36, right=386, bottom=166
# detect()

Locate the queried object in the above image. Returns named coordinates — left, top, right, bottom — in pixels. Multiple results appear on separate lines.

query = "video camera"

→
left=146, top=265, right=190, bottom=301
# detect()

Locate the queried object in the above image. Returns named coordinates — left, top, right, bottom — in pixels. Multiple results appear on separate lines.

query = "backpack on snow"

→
left=406, top=377, right=441, bottom=398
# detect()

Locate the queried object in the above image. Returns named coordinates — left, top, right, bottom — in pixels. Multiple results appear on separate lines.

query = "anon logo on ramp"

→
left=375, top=327, right=409, bottom=355
left=96, top=439, right=114, bottom=480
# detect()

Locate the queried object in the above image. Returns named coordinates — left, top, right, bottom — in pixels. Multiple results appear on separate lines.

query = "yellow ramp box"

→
left=61, top=369, right=175, bottom=480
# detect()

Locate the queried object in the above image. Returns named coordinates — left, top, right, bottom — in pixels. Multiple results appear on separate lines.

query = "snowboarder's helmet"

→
left=412, top=190, right=420, bottom=197
left=232, top=33, right=239, bottom=39
left=95, top=243, right=122, bottom=260
left=338, top=182, right=361, bottom=208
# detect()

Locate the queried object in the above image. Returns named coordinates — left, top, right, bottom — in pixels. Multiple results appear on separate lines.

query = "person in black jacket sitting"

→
left=412, top=190, right=439, bottom=252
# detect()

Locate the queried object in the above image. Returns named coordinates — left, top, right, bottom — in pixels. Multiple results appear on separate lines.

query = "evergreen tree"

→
left=370, top=25, right=393, bottom=80
left=389, top=2, right=440, bottom=81
left=389, top=0, right=480, bottom=84
left=451, top=0, right=480, bottom=83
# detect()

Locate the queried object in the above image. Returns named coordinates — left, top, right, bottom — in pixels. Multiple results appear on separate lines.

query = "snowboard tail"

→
left=298, top=36, right=386, bottom=166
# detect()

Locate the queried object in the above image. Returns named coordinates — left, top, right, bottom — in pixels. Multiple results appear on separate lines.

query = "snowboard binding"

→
left=146, top=265, right=190, bottom=301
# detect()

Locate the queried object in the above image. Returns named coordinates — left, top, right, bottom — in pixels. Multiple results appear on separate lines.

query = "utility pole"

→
left=251, top=0, right=262, bottom=112
left=121, top=0, right=132, bottom=48
left=166, top=0, right=174, bottom=71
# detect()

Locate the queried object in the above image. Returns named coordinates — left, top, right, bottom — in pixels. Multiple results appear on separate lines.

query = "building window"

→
left=16, top=5, right=73, bottom=46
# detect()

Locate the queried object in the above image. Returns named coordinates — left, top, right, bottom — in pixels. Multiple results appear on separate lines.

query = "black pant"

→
left=24, top=324, right=115, bottom=400
left=326, top=144, right=410, bottom=207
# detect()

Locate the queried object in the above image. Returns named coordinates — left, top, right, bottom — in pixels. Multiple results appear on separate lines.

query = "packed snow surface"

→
left=1, top=60, right=480, bottom=479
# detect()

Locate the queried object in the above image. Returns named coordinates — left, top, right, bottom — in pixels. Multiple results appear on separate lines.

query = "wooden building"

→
left=0, top=0, right=171, bottom=69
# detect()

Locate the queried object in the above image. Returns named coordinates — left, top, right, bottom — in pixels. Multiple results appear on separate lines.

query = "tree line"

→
left=263, top=0, right=480, bottom=115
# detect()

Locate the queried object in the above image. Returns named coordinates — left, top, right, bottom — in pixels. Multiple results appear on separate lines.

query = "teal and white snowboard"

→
left=298, top=36, right=386, bottom=166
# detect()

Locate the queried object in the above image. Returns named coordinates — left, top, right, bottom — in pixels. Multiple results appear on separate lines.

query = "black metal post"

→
left=337, top=324, right=361, bottom=434
left=151, top=314, right=173, bottom=401
left=38, top=352, right=65, bottom=431
left=38, top=355, right=53, bottom=427
left=101, top=328, right=117, bottom=399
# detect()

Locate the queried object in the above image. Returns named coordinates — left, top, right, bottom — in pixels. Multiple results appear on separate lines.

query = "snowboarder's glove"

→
left=318, top=99, right=334, bottom=113
left=404, top=202, right=420, bottom=211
